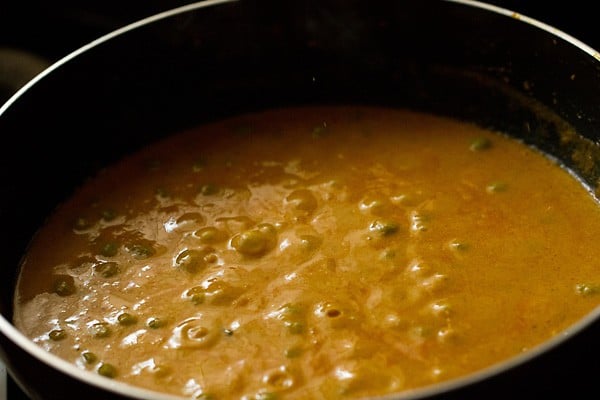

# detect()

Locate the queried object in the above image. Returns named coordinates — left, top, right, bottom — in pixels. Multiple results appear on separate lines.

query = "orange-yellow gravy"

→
left=13, top=106, right=600, bottom=399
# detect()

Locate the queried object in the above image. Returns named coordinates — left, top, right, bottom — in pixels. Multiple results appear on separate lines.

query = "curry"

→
left=13, top=106, right=600, bottom=399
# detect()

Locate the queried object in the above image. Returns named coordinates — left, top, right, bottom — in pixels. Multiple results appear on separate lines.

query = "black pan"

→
left=1, top=0, right=600, bottom=399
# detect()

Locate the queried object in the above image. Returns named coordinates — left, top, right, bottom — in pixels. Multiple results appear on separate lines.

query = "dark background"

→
left=1, top=0, right=599, bottom=105
left=2, top=1, right=599, bottom=62
left=0, top=0, right=598, bottom=398
left=1, top=0, right=600, bottom=105
left=1, top=0, right=599, bottom=58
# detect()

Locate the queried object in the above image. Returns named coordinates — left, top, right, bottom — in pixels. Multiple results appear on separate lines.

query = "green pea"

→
left=390, top=193, right=419, bottom=207
left=199, top=183, right=219, bottom=196
left=203, top=281, right=243, bottom=306
left=486, top=181, right=508, bottom=193
left=369, top=220, right=399, bottom=236
left=126, top=243, right=155, bottom=259
left=191, top=294, right=205, bottom=304
left=410, top=211, right=429, bottom=232
left=277, top=303, right=306, bottom=334
left=231, top=229, right=268, bottom=256
left=359, top=196, right=393, bottom=216
left=194, top=227, right=224, bottom=244
left=286, top=189, right=318, bottom=214
left=299, top=235, right=322, bottom=251
left=284, top=346, right=303, bottom=358
left=575, top=283, right=600, bottom=296
left=89, top=322, right=111, bottom=338
left=192, top=158, right=207, bottom=172
left=52, top=275, right=76, bottom=296
left=147, top=317, right=165, bottom=329
left=117, top=312, right=137, bottom=326
left=231, top=123, right=252, bottom=136
left=380, top=248, right=396, bottom=260
left=153, top=364, right=172, bottom=378
left=97, top=363, right=117, bottom=378
left=316, top=302, right=357, bottom=329
left=155, top=187, right=169, bottom=198
left=72, top=216, right=92, bottom=231
left=449, top=240, right=469, bottom=251
left=175, top=249, right=208, bottom=273
left=469, top=137, right=492, bottom=151
left=100, top=209, right=117, bottom=222
left=49, top=329, right=66, bottom=341
left=82, top=351, right=97, bottom=364
left=145, top=159, right=161, bottom=171
left=99, top=241, right=119, bottom=257
left=93, top=261, right=119, bottom=278
left=312, top=122, right=328, bottom=138
left=204, top=253, right=218, bottom=264
left=280, top=303, right=304, bottom=319
left=409, top=325, right=433, bottom=339
left=195, top=394, right=216, bottom=400
left=255, top=392, right=278, bottom=400
left=256, top=223, right=277, bottom=237
left=184, top=286, right=206, bottom=305
left=286, top=321, right=305, bottom=335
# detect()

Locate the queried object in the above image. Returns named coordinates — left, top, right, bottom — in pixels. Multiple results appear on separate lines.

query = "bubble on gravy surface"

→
left=13, top=105, right=600, bottom=399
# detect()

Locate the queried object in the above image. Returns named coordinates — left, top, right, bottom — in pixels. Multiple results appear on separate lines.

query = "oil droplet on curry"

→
left=13, top=106, right=600, bottom=399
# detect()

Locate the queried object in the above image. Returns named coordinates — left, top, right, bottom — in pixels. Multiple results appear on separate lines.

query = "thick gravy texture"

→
left=13, top=106, right=600, bottom=399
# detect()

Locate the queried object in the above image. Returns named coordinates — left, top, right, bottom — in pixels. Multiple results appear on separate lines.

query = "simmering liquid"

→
left=13, top=106, right=600, bottom=399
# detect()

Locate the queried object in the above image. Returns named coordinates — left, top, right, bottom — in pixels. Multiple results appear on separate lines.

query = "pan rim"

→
left=1, top=0, right=600, bottom=399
